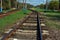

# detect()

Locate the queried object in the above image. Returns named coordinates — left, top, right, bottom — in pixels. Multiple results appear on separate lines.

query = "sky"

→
left=18, top=0, right=50, bottom=6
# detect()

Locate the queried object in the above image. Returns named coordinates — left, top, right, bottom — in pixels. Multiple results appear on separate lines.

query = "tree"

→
left=11, top=0, right=17, bottom=8
left=53, top=0, right=60, bottom=10
left=27, top=4, right=34, bottom=8
left=0, top=0, right=17, bottom=10
left=48, top=1, right=59, bottom=10
left=36, top=4, right=45, bottom=9
left=39, top=4, right=44, bottom=9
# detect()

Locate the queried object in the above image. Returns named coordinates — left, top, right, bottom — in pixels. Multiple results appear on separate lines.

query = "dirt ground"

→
left=0, top=10, right=19, bottom=18
left=44, top=14, right=60, bottom=40
left=45, top=27, right=60, bottom=40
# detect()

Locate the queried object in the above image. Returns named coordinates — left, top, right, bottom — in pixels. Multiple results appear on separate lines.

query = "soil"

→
left=46, top=27, right=60, bottom=40
left=0, top=9, right=20, bottom=18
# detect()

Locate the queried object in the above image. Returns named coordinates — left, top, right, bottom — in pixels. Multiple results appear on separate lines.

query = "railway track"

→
left=0, top=9, right=19, bottom=18
left=1, top=10, right=49, bottom=40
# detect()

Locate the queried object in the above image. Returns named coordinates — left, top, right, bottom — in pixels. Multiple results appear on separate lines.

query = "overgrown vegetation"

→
left=36, top=0, right=59, bottom=10
left=0, top=9, right=31, bottom=31
left=34, top=8, right=60, bottom=29
left=0, top=0, right=34, bottom=11
left=0, top=0, right=17, bottom=10
left=45, top=12, right=60, bottom=29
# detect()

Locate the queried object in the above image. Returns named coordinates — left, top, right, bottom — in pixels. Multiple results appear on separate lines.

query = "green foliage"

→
left=36, top=0, right=59, bottom=10
left=2, top=0, right=9, bottom=9
left=32, top=8, right=60, bottom=29
left=45, top=12, right=60, bottom=29
left=27, top=4, right=34, bottom=8
left=18, top=3, right=34, bottom=9
left=36, top=4, right=45, bottom=9
left=0, top=0, right=16, bottom=10
left=48, top=1, right=59, bottom=10
left=0, top=10, right=31, bottom=29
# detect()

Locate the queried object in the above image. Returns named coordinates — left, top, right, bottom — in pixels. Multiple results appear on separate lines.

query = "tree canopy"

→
left=36, top=0, right=59, bottom=10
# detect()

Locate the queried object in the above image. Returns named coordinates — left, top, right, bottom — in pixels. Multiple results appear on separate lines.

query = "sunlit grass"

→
left=34, top=8, right=60, bottom=29
left=30, top=8, right=44, bottom=12
left=45, top=12, right=60, bottom=29
left=0, top=9, right=31, bottom=30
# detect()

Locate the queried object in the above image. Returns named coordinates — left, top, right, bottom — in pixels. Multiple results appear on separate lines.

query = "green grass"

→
left=30, top=8, right=44, bottom=12
left=33, top=8, right=60, bottom=29
left=34, top=8, right=44, bottom=12
left=45, top=12, right=60, bottom=29
left=0, top=9, right=31, bottom=30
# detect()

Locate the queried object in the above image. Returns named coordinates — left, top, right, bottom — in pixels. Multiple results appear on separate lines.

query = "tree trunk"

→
left=9, top=0, right=11, bottom=9
left=46, top=0, right=48, bottom=11
left=59, top=0, right=60, bottom=10
left=15, top=0, right=18, bottom=8
left=23, top=0, right=25, bottom=9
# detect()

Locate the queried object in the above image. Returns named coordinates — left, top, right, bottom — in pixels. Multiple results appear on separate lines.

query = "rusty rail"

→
left=1, top=10, right=42, bottom=40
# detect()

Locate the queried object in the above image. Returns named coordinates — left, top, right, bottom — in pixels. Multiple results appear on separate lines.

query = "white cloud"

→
left=18, top=0, right=50, bottom=6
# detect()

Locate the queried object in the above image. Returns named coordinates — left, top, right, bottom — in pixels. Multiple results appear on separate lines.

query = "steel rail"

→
left=1, top=12, right=32, bottom=40
left=28, top=9, right=42, bottom=40
left=1, top=29, right=15, bottom=40
left=36, top=11, right=42, bottom=40
left=1, top=9, right=42, bottom=40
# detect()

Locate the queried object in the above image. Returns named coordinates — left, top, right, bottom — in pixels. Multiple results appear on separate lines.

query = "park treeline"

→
left=0, top=0, right=34, bottom=10
left=0, top=0, right=17, bottom=10
left=36, top=1, right=59, bottom=10
left=0, top=0, right=60, bottom=12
